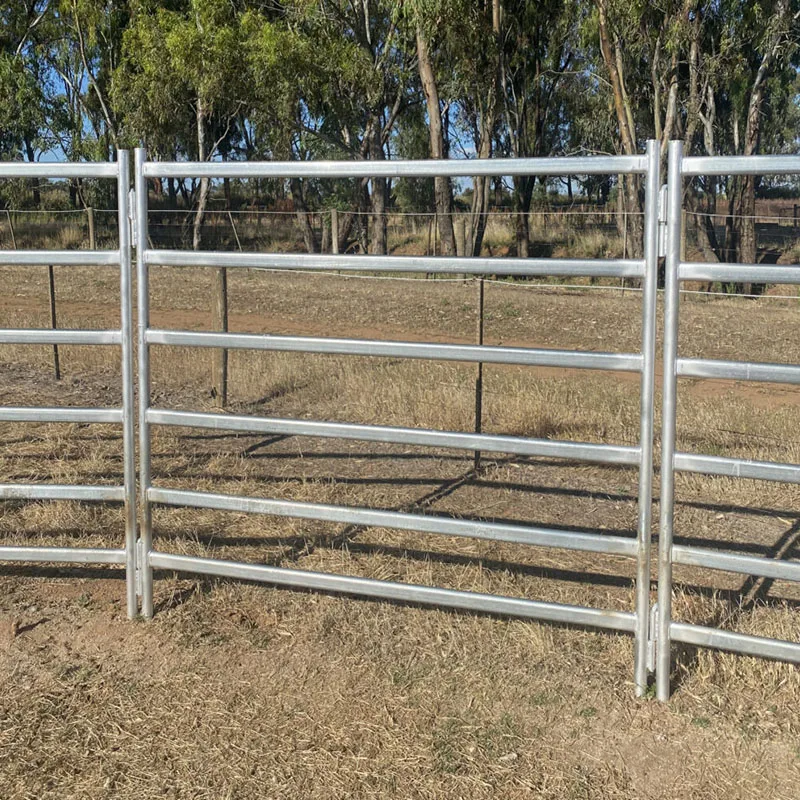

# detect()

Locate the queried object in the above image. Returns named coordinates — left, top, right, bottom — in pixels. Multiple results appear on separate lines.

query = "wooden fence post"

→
left=212, top=267, right=228, bottom=407
left=87, top=206, right=96, bottom=249
left=48, top=265, right=60, bottom=380
left=474, top=276, right=485, bottom=472
left=331, top=208, right=339, bottom=254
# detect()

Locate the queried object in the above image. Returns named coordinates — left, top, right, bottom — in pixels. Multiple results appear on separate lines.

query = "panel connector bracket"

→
left=647, top=602, right=659, bottom=672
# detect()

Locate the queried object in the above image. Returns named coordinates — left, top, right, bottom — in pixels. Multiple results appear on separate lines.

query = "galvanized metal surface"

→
left=0, top=329, right=122, bottom=345
left=0, top=155, right=135, bottom=601
left=146, top=250, right=645, bottom=278
left=0, top=484, right=126, bottom=502
left=143, top=154, right=648, bottom=179
left=670, top=622, right=800, bottom=663
left=0, top=162, right=118, bottom=178
left=633, top=140, right=660, bottom=696
left=135, top=145, right=662, bottom=696
left=672, top=545, right=800, bottom=582
left=656, top=143, right=800, bottom=700
left=682, top=154, right=800, bottom=176
left=146, top=330, right=644, bottom=372
left=677, top=357, right=800, bottom=385
left=118, top=150, right=139, bottom=619
left=135, top=148, right=155, bottom=619
left=679, top=263, right=800, bottom=284
left=148, top=551, right=638, bottom=632
left=0, top=407, right=123, bottom=424
left=656, top=140, right=683, bottom=702
left=147, top=409, right=641, bottom=465
left=148, top=488, right=639, bottom=556
left=673, top=452, right=800, bottom=483
left=0, top=547, right=127, bottom=564
left=0, top=250, right=120, bottom=266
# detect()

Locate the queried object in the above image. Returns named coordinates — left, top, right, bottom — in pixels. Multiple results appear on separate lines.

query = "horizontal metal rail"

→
left=670, top=621, right=800, bottom=663
left=0, top=250, right=120, bottom=267
left=148, top=551, right=637, bottom=632
left=682, top=155, right=800, bottom=177
left=0, top=407, right=123, bottom=424
left=145, top=250, right=645, bottom=279
left=673, top=452, right=800, bottom=484
left=672, top=545, right=800, bottom=582
left=148, top=409, right=642, bottom=466
left=143, top=155, right=648, bottom=180
left=677, top=357, right=800, bottom=385
left=679, top=262, right=800, bottom=285
left=0, top=329, right=122, bottom=345
left=0, top=546, right=126, bottom=565
left=146, top=330, right=643, bottom=373
left=148, top=488, right=639, bottom=556
left=0, top=484, right=125, bottom=502
left=0, top=162, right=119, bottom=178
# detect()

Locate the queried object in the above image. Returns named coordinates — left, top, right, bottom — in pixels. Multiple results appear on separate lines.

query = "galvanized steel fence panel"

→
left=657, top=141, right=800, bottom=701
left=134, top=143, right=662, bottom=695
left=0, top=154, right=137, bottom=618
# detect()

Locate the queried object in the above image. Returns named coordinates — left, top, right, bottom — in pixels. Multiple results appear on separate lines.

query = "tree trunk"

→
left=23, top=136, right=40, bottom=208
left=596, top=0, right=643, bottom=256
left=369, top=127, right=387, bottom=255
left=194, top=97, right=227, bottom=407
left=290, top=177, right=319, bottom=254
left=513, top=176, right=534, bottom=258
left=416, top=28, right=457, bottom=256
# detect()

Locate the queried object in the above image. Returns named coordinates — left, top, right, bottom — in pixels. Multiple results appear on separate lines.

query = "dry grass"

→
left=2, top=263, right=800, bottom=797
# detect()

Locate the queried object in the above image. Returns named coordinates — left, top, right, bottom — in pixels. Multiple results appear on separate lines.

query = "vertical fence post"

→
left=212, top=268, right=229, bottom=407
left=135, top=147, right=154, bottom=619
left=656, top=140, right=684, bottom=702
left=474, top=276, right=485, bottom=472
left=87, top=206, right=96, bottom=249
left=117, top=151, right=138, bottom=620
left=5, top=209, right=17, bottom=248
left=331, top=208, right=339, bottom=254
left=634, top=140, right=660, bottom=696
left=47, top=265, right=60, bottom=380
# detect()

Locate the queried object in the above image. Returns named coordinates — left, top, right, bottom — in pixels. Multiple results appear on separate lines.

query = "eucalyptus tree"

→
left=496, top=0, right=578, bottom=257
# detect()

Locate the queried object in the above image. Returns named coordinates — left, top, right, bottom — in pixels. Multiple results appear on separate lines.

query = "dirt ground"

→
left=2, top=265, right=800, bottom=798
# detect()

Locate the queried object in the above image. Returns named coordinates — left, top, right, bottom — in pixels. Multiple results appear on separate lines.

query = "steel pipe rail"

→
left=0, top=250, right=120, bottom=267
left=148, top=488, right=639, bottom=557
left=0, top=484, right=125, bottom=502
left=672, top=545, right=800, bottom=582
left=682, top=155, right=800, bottom=176
left=679, top=262, right=800, bottom=285
left=658, top=141, right=800, bottom=700
left=0, top=152, right=137, bottom=619
left=0, top=162, right=119, bottom=178
left=146, top=250, right=645, bottom=278
left=670, top=622, right=800, bottom=663
left=0, top=546, right=126, bottom=564
left=677, top=357, right=800, bottom=385
left=0, top=328, right=122, bottom=345
left=146, top=330, right=643, bottom=373
left=149, top=551, right=636, bottom=632
left=143, top=154, right=648, bottom=180
left=0, top=407, right=123, bottom=424
left=135, top=143, right=662, bottom=698
left=673, top=452, right=800, bottom=484
left=147, top=409, right=642, bottom=466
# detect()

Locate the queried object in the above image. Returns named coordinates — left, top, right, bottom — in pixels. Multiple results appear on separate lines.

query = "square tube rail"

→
left=0, top=155, right=137, bottom=617
left=656, top=142, right=800, bottom=702
left=135, top=145, right=661, bottom=695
